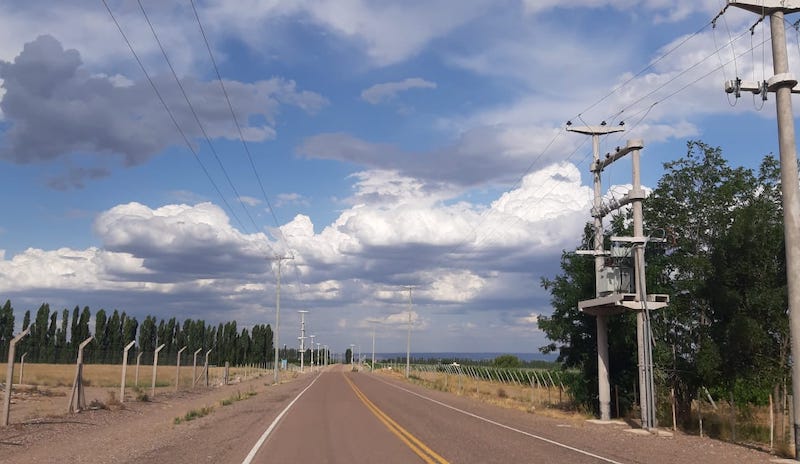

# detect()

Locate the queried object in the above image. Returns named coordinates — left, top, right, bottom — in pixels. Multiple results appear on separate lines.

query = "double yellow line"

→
left=344, top=374, right=449, bottom=464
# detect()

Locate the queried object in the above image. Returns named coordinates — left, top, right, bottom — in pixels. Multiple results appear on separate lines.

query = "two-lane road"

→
left=248, top=367, right=624, bottom=463
left=131, top=365, right=774, bottom=464
left=243, top=366, right=774, bottom=464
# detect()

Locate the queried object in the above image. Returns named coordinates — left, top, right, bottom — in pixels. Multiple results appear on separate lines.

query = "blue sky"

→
left=0, top=0, right=792, bottom=355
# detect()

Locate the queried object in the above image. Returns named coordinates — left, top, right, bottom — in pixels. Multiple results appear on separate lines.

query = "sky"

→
left=0, top=0, right=793, bottom=356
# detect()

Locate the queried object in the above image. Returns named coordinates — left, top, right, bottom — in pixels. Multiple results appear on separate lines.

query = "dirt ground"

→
left=0, top=369, right=296, bottom=464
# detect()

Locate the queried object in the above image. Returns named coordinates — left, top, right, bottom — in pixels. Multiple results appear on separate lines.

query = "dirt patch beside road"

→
left=0, top=370, right=306, bottom=464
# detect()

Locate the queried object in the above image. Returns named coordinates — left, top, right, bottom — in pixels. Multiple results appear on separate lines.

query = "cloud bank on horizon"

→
left=0, top=0, right=785, bottom=353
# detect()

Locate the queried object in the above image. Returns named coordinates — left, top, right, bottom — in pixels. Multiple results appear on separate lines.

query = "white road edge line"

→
left=372, top=375, right=625, bottom=464
left=241, top=373, right=322, bottom=464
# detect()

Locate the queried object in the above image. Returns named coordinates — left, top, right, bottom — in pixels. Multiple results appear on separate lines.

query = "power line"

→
left=101, top=0, right=247, bottom=234
left=137, top=0, right=267, bottom=240
left=188, top=0, right=303, bottom=288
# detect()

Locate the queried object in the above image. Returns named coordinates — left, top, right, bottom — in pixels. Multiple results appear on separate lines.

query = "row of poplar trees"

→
left=0, top=300, right=274, bottom=366
left=539, top=141, right=789, bottom=425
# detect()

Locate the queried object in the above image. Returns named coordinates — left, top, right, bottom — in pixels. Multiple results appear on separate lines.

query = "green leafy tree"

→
left=0, top=300, right=15, bottom=359
left=46, top=311, right=57, bottom=362
left=94, top=309, right=108, bottom=363
left=30, top=304, right=50, bottom=362
left=56, top=308, right=68, bottom=362
left=107, top=310, right=121, bottom=363
left=493, top=354, right=521, bottom=368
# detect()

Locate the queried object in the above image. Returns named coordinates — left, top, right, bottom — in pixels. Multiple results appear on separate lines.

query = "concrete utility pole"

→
left=725, top=1, right=800, bottom=455
left=567, top=123, right=623, bottom=421
left=403, top=285, right=415, bottom=379
left=298, top=310, right=308, bottom=373
left=631, top=144, right=657, bottom=430
left=270, top=255, right=294, bottom=385
left=310, top=335, right=316, bottom=370
left=368, top=319, right=379, bottom=371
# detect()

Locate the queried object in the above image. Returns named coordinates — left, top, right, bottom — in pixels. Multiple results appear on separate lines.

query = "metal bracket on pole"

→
left=593, top=139, right=644, bottom=173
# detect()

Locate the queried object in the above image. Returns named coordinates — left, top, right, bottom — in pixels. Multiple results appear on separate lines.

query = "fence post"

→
left=18, top=352, right=27, bottom=385
left=135, top=352, right=143, bottom=387
left=224, top=362, right=230, bottom=385
left=68, top=336, right=94, bottom=413
left=2, top=328, right=30, bottom=426
left=770, top=392, right=775, bottom=452
left=698, top=394, right=704, bottom=438
left=204, top=349, right=212, bottom=387
left=151, top=344, right=165, bottom=398
left=192, top=348, right=202, bottom=388
left=730, top=392, right=736, bottom=443
left=176, top=346, right=187, bottom=391
left=120, top=341, right=135, bottom=403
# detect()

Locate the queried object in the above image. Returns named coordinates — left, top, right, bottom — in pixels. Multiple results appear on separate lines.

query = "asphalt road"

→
left=40, top=364, right=772, bottom=464
left=248, top=366, right=616, bottom=463
left=238, top=365, right=775, bottom=464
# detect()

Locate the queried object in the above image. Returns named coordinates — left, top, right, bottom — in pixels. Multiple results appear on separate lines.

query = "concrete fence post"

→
left=175, top=346, right=187, bottom=391
left=151, top=344, right=165, bottom=398
left=135, top=352, right=143, bottom=387
left=68, top=336, right=94, bottom=413
left=192, top=348, right=202, bottom=388
left=3, top=328, right=30, bottom=426
left=204, top=349, right=212, bottom=387
left=224, top=362, right=230, bottom=386
left=18, top=352, right=27, bottom=385
left=120, top=341, right=135, bottom=403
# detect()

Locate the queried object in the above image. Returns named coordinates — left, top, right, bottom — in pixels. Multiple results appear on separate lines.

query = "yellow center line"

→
left=344, top=374, right=450, bottom=464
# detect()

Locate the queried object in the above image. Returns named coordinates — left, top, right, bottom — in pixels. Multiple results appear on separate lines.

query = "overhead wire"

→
left=426, top=12, right=723, bottom=270
left=189, top=0, right=310, bottom=300
left=137, top=0, right=268, bottom=242
left=188, top=0, right=305, bottom=290
left=101, top=0, right=248, bottom=235
left=460, top=8, right=764, bottom=268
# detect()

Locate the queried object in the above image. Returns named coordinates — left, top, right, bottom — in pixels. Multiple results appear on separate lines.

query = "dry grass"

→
left=380, top=368, right=587, bottom=422
left=0, top=362, right=264, bottom=389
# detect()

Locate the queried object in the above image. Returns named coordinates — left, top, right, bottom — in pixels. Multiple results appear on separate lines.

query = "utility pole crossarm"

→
left=727, top=0, right=800, bottom=14
left=725, top=77, right=800, bottom=95
left=593, top=139, right=644, bottom=173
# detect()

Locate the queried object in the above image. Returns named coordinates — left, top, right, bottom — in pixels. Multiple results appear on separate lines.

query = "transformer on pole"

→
left=568, top=127, right=668, bottom=427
